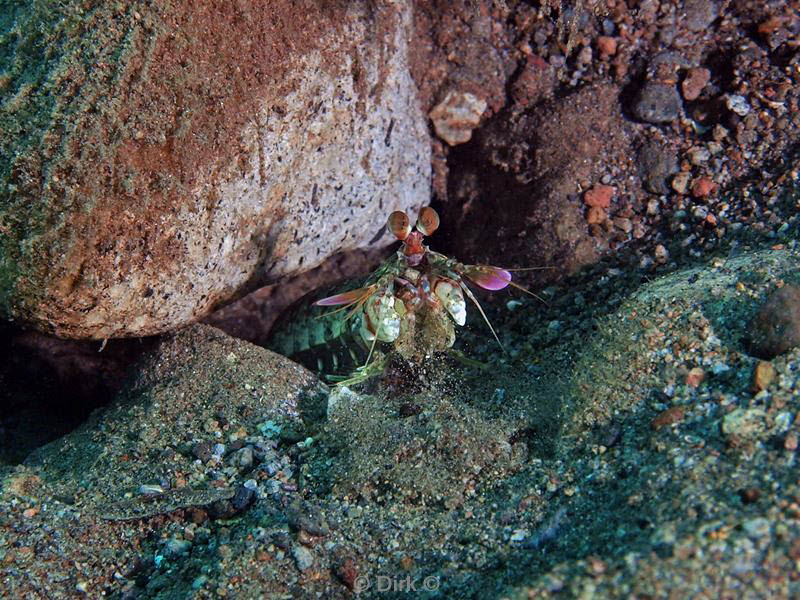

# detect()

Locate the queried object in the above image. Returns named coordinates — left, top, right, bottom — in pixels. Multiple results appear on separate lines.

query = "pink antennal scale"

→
left=463, top=265, right=512, bottom=291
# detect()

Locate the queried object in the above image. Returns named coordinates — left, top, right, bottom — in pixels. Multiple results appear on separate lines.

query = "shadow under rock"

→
left=0, top=325, right=154, bottom=465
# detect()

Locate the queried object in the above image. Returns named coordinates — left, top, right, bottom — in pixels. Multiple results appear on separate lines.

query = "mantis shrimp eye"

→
left=415, top=206, right=440, bottom=236
left=388, top=211, right=412, bottom=240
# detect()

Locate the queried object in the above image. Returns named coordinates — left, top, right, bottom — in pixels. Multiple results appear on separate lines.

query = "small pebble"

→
left=429, top=90, right=487, bottom=146
left=742, top=517, right=771, bottom=539
left=231, top=447, right=254, bottom=470
left=690, top=177, right=715, bottom=198
left=654, top=244, right=669, bottom=263
left=725, top=94, right=751, bottom=116
left=684, top=0, right=717, bottom=31
left=672, top=172, right=691, bottom=195
left=681, top=67, right=711, bottom=101
left=333, top=555, right=358, bottom=591
left=633, top=82, right=682, bottom=123
left=139, top=484, right=165, bottom=495
left=292, top=544, right=315, bottom=571
left=687, top=146, right=710, bottom=165
left=652, top=406, right=686, bottom=429
left=753, top=361, right=775, bottom=392
left=584, top=185, right=613, bottom=208
left=722, top=408, right=766, bottom=438
left=596, top=36, right=617, bottom=57
left=639, top=143, right=678, bottom=194
left=510, top=529, right=528, bottom=543
left=163, top=538, right=192, bottom=558
left=686, top=367, right=705, bottom=388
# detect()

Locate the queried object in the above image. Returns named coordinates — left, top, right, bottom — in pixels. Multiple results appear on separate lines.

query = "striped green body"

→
left=267, top=294, right=369, bottom=375
left=266, top=270, right=394, bottom=378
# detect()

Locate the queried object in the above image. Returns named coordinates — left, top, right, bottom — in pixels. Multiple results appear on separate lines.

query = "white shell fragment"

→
left=725, top=94, right=750, bottom=116
left=429, top=90, right=487, bottom=146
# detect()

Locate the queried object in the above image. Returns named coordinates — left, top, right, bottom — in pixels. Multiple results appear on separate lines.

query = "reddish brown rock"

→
left=681, top=67, right=711, bottom=101
left=596, top=36, right=617, bottom=58
left=651, top=406, right=686, bottom=430
left=690, top=177, right=716, bottom=198
left=584, top=185, right=614, bottom=209
left=686, top=367, right=705, bottom=388
left=0, top=2, right=429, bottom=339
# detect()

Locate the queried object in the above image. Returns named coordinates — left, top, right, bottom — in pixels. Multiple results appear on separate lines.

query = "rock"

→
left=651, top=406, right=686, bottom=430
left=683, top=0, right=718, bottom=32
left=686, top=367, right=705, bottom=388
left=671, top=172, right=691, bottom=195
left=721, top=408, right=767, bottom=439
left=690, top=177, right=716, bottom=198
left=596, top=36, right=617, bottom=58
left=632, top=82, right=682, bottom=123
left=292, top=544, right=315, bottom=571
left=429, top=90, right=487, bottom=146
left=638, top=142, right=678, bottom=194
left=753, top=361, right=775, bottom=392
left=0, top=2, right=430, bottom=338
left=24, top=324, right=323, bottom=488
left=332, top=554, right=359, bottom=591
left=681, top=67, right=711, bottom=101
left=748, top=285, right=800, bottom=358
left=584, top=185, right=613, bottom=209
left=742, top=517, right=771, bottom=539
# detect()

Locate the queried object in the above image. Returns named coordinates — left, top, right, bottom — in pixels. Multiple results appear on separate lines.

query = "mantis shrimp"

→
left=268, top=207, right=534, bottom=385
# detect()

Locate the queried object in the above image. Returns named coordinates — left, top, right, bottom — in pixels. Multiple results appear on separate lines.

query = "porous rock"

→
left=0, top=1, right=430, bottom=339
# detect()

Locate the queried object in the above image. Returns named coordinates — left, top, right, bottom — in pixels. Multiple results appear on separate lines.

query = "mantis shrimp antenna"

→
left=458, top=282, right=506, bottom=353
